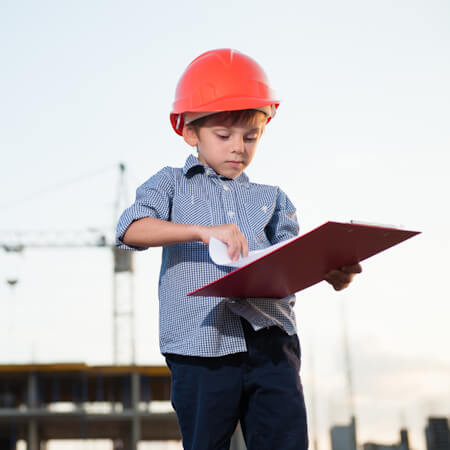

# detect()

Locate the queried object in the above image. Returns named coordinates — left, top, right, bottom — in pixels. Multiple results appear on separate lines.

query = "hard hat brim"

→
left=172, top=96, right=279, bottom=114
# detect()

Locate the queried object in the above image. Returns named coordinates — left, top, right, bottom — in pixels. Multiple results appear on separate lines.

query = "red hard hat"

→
left=170, top=49, right=280, bottom=135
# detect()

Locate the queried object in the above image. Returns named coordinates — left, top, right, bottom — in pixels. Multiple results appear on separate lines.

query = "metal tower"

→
left=113, top=163, right=135, bottom=365
left=1, top=163, right=136, bottom=366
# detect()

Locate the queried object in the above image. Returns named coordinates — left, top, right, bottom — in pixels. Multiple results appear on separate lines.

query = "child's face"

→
left=183, top=116, right=266, bottom=179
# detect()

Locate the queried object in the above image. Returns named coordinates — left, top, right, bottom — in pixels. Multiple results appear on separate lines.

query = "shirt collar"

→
left=183, top=154, right=250, bottom=184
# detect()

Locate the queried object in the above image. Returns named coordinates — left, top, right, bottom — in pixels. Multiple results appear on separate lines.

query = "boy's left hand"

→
left=324, top=263, right=362, bottom=291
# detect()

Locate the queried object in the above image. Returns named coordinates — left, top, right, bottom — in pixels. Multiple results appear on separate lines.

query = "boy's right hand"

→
left=198, top=224, right=248, bottom=262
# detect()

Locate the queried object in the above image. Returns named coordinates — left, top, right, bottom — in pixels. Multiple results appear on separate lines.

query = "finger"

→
left=325, top=270, right=353, bottom=290
left=231, top=226, right=247, bottom=259
left=325, top=269, right=352, bottom=283
left=327, top=278, right=350, bottom=291
left=234, top=240, right=243, bottom=261
left=241, top=235, right=249, bottom=258
left=325, top=277, right=348, bottom=291
left=227, top=241, right=240, bottom=261
left=341, top=263, right=362, bottom=274
left=232, top=236, right=245, bottom=261
left=333, top=282, right=349, bottom=291
left=227, top=247, right=237, bottom=261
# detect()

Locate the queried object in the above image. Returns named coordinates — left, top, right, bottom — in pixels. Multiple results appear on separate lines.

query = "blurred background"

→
left=0, top=1, right=449, bottom=449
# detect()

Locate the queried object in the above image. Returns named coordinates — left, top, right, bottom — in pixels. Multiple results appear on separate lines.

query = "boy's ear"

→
left=182, top=125, right=199, bottom=147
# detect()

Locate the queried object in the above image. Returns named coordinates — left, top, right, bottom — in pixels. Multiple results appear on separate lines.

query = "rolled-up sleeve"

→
left=265, top=188, right=299, bottom=244
left=115, top=167, right=174, bottom=250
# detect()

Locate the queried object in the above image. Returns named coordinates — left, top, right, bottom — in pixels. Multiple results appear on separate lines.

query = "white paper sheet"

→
left=209, top=236, right=297, bottom=268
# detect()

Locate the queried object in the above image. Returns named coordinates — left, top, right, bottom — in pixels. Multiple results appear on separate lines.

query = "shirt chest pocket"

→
left=172, top=194, right=212, bottom=226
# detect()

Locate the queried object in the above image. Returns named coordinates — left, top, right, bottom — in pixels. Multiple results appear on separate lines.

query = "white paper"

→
left=209, top=236, right=297, bottom=268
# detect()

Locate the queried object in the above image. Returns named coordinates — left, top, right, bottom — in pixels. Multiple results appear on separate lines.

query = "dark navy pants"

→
left=165, top=319, right=308, bottom=450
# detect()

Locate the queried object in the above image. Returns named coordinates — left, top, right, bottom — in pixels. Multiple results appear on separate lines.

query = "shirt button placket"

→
left=222, top=183, right=236, bottom=224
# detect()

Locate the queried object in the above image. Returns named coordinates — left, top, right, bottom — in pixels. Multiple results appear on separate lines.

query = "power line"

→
left=0, top=164, right=117, bottom=211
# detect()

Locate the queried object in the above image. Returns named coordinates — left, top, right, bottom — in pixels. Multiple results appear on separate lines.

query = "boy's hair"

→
left=187, top=109, right=267, bottom=134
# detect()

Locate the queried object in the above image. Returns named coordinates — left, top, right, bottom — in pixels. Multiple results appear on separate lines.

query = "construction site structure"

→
left=1, top=163, right=135, bottom=366
left=113, top=163, right=135, bottom=365
left=330, top=416, right=357, bottom=450
left=363, top=427, right=411, bottom=450
left=0, top=363, right=180, bottom=450
left=425, top=417, right=450, bottom=450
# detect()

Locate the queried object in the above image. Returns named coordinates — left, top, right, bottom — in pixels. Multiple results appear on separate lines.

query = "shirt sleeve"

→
left=115, top=166, right=174, bottom=250
left=265, top=188, right=299, bottom=244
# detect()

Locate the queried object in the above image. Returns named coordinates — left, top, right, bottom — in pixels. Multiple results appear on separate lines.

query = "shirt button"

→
left=223, top=185, right=230, bottom=191
left=228, top=211, right=235, bottom=217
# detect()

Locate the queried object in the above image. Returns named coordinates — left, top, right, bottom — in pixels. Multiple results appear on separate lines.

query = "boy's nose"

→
left=231, top=136, right=244, bottom=153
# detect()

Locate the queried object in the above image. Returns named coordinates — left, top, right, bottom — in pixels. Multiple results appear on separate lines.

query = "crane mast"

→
left=113, top=163, right=135, bottom=365
left=1, top=163, right=135, bottom=366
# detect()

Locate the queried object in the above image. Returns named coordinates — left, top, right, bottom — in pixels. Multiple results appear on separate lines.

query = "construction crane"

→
left=0, top=163, right=135, bottom=366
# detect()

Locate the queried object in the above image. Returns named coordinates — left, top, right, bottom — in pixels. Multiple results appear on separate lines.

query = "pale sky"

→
left=1, top=1, right=449, bottom=450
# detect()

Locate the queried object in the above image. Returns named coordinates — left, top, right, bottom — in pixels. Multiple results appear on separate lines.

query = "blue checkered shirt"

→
left=116, top=154, right=300, bottom=357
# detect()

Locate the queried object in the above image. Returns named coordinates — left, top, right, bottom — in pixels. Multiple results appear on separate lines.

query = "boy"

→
left=116, top=49, right=361, bottom=450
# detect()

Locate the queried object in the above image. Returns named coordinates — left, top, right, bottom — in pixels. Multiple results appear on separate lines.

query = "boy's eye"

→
left=215, top=133, right=258, bottom=142
left=244, top=136, right=258, bottom=142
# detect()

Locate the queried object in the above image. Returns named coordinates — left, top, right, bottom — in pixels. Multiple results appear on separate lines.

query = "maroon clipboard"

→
left=187, top=221, right=420, bottom=299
